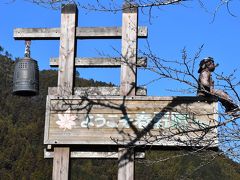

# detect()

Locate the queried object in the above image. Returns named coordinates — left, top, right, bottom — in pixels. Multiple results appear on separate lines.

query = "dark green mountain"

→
left=0, top=51, right=240, bottom=180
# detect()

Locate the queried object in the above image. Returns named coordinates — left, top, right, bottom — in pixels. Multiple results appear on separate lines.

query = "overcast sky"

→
left=0, top=0, right=240, bottom=96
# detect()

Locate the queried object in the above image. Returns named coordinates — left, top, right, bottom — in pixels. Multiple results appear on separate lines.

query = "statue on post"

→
left=197, top=57, right=238, bottom=113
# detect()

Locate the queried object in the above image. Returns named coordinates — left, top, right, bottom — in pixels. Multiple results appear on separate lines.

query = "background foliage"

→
left=0, top=49, right=240, bottom=179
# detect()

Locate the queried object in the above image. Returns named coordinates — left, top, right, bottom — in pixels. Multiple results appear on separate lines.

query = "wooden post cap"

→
left=122, top=2, right=138, bottom=13
left=61, top=4, right=78, bottom=14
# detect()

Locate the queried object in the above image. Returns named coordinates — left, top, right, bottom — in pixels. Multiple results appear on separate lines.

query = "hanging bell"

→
left=12, top=41, right=39, bottom=96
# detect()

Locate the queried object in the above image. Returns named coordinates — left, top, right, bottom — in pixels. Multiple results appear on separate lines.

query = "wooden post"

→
left=52, top=147, right=70, bottom=180
left=14, top=2, right=148, bottom=179
left=58, top=4, right=77, bottom=95
left=118, top=3, right=138, bottom=180
left=120, top=3, right=138, bottom=96
left=118, top=147, right=135, bottom=180
left=53, top=4, right=78, bottom=179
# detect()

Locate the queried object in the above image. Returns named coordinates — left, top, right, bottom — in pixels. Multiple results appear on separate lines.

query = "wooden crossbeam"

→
left=14, top=27, right=147, bottom=40
left=50, top=57, right=147, bottom=67
left=48, top=87, right=147, bottom=96
left=77, top=27, right=147, bottom=39
left=44, top=149, right=145, bottom=159
left=14, top=28, right=59, bottom=40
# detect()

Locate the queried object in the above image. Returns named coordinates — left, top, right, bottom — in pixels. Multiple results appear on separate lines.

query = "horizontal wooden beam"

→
left=44, top=149, right=145, bottom=159
left=14, top=27, right=147, bottom=40
left=76, top=27, right=147, bottom=39
left=50, top=57, right=147, bottom=68
left=48, top=86, right=147, bottom=96
left=14, top=28, right=60, bottom=40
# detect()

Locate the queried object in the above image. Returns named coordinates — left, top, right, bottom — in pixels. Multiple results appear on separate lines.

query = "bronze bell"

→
left=12, top=41, right=39, bottom=96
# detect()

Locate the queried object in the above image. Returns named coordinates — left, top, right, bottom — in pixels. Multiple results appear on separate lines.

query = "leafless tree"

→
left=4, top=0, right=239, bottom=18
left=18, top=0, right=239, bottom=167
left=7, top=0, right=240, bottom=176
left=139, top=42, right=240, bottom=162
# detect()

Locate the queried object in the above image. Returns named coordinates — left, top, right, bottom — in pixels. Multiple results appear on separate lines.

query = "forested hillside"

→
left=0, top=53, right=240, bottom=180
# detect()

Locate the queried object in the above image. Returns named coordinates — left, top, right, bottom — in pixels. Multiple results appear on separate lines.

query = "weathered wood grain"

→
left=44, top=95, right=218, bottom=147
left=52, top=147, right=70, bottom=180
left=57, top=4, right=77, bottom=95
left=76, top=27, right=147, bottom=39
left=48, top=87, right=147, bottom=96
left=118, top=147, right=134, bottom=180
left=14, top=26, right=147, bottom=40
left=50, top=57, right=147, bottom=67
left=120, top=3, right=138, bottom=96
left=14, top=28, right=60, bottom=40
left=44, top=149, right=145, bottom=159
left=52, top=4, right=78, bottom=180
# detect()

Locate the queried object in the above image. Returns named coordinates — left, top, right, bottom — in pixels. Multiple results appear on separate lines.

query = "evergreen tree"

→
left=0, top=50, right=240, bottom=179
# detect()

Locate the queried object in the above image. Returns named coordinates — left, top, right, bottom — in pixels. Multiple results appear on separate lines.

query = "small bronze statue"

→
left=197, top=57, right=238, bottom=113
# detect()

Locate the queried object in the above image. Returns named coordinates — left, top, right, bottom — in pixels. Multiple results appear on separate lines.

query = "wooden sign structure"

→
left=44, top=95, right=218, bottom=146
left=14, top=3, right=218, bottom=180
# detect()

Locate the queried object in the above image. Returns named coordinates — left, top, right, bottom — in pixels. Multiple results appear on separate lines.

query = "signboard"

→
left=44, top=96, right=218, bottom=147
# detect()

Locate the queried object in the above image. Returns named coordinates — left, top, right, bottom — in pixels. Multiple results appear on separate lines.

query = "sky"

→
left=0, top=0, right=240, bottom=96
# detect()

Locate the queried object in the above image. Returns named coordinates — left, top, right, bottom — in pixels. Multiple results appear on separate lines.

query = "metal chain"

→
left=24, top=40, right=31, bottom=58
